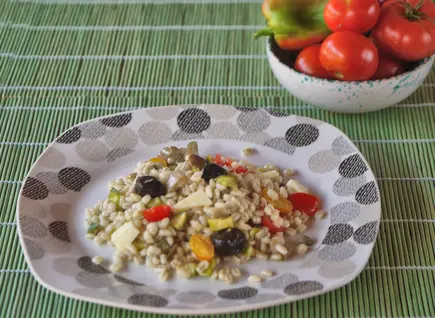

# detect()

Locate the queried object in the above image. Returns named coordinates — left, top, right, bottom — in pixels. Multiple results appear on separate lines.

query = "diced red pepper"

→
left=224, top=157, right=233, bottom=167
left=234, top=166, right=248, bottom=174
left=142, top=205, right=172, bottom=222
left=288, top=193, right=320, bottom=217
left=209, top=154, right=245, bottom=173
left=262, top=215, right=285, bottom=233
left=214, top=154, right=224, bottom=166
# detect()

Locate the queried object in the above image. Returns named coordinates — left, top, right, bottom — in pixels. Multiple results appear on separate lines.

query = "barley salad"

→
left=85, top=142, right=325, bottom=284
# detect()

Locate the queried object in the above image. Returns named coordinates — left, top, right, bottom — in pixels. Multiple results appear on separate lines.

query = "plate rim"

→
left=16, top=104, right=381, bottom=315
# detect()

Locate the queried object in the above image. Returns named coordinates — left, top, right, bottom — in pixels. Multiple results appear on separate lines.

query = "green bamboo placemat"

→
left=0, top=1, right=434, bottom=317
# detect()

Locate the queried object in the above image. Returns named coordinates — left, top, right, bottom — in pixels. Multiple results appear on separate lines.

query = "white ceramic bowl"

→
left=267, top=41, right=435, bottom=113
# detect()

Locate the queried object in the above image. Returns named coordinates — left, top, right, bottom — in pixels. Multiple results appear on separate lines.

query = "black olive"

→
left=133, top=176, right=166, bottom=198
left=202, top=163, right=227, bottom=182
left=211, top=228, right=247, bottom=256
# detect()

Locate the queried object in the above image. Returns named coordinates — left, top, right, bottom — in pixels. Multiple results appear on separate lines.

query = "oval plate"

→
left=17, top=105, right=381, bottom=315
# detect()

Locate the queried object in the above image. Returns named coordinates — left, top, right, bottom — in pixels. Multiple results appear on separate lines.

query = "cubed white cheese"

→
left=286, top=179, right=309, bottom=194
left=172, top=190, right=212, bottom=213
left=111, top=222, right=140, bottom=251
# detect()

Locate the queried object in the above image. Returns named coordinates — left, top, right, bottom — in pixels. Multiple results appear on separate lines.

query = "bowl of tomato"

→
left=267, top=38, right=434, bottom=113
left=260, top=0, right=435, bottom=113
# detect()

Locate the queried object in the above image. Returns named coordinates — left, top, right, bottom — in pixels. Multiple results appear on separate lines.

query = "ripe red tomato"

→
left=372, top=52, right=405, bottom=79
left=294, top=44, right=333, bottom=79
left=288, top=193, right=320, bottom=217
left=319, top=31, right=379, bottom=81
left=262, top=215, right=285, bottom=233
left=372, top=0, right=435, bottom=61
left=142, top=205, right=171, bottom=222
left=324, top=0, right=380, bottom=34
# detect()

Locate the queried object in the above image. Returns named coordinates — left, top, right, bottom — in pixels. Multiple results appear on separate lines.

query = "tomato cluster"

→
left=294, top=0, right=435, bottom=81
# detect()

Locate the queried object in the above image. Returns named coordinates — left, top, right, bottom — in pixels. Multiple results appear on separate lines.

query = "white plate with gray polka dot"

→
left=17, top=104, right=381, bottom=315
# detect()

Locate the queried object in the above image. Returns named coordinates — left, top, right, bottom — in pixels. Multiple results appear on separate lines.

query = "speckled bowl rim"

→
left=266, top=39, right=435, bottom=86
left=16, top=105, right=381, bottom=315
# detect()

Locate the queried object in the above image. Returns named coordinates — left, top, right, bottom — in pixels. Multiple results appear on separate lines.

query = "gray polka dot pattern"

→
left=24, top=238, right=44, bottom=260
left=322, top=224, right=354, bottom=245
left=333, top=175, right=366, bottom=196
left=354, top=221, right=378, bottom=244
left=22, top=177, right=49, bottom=200
left=267, top=109, right=289, bottom=117
left=235, top=106, right=257, bottom=112
left=206, top=104, right=237, bottom=120
left=237, top=110, right=270, bottom=133
left=218, top=287, right=258, bottom=300
left=48, top=221, right=71, bottom=242
left=20, top=200, right=46, bottom=219
left=308, top=150, right=341, bottom=173
left=76, top=140, right=110, bottom=162
left=319, top=242, right=356, bottom=261
left=107, top=148, right=135, bottom=162
left=301, top=252, right=322, bottom=268
left=39, top=235, right=72, bottom=254
left=75, top=271, right=114, bottom=288
left=50, top=203, right=72, bottom=221
left=114, top=275, right=143, bottom=285
left=100, top=113, right=132, bottom=128
left=104, top=127, right=138, bottom=149
left=339, top=154, right=368, bottom=178
left=284, top=281, right=323, bottom=295
left=264, top=137, right=295, bottom=155
left=138, top=122, right=172, bottom=145
left=53, top=257, right=81, bottom=276
left=128, top=294, right=168, bottom=307
left=285, top=124, right=319, bottom=147
left=35, top=172, right=67, bottom=194
left=20, top=215, right=48, bottom=238
left=147, top=107, right=179, bottom=120
left=56, top=127, right=81, bottom=144
left=39, top=148, right=66, bottom=169
left=262, top=273, right=299, bottom=289
left=241, top=132, right=271, bottom=144
left=175, top=291, right=215, bottom=304
left=172, top=130, right=204, bottom=141
left=78, top=256, right=110, bottom=274
left=80, top=121, right=106, bottom=139
left=330, top=202, right=360, bottom=224
left=355, top=181, right=379, bottom=205
left=332, top=136, right=354, bottom=156
left=205, top=122, right=240, bottom=139
left=58, top=167, right=91, bottom=191
left=177, top=108, right=211, bottom=133
left=318, top=260, right=356, bottom=279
